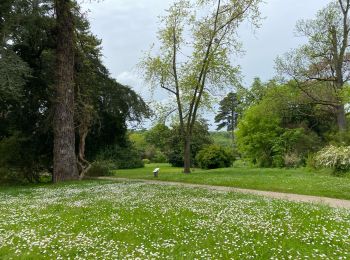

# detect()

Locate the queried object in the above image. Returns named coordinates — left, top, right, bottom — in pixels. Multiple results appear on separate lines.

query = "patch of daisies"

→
left=0, top=181, right=349, bottom=259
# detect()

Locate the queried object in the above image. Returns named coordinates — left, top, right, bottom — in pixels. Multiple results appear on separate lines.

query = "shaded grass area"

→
left=114, top=163, right=350, bottom=200
left=0, top=181, right=349, bottom=259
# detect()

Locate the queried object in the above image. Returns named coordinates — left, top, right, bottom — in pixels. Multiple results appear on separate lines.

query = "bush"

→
left=152, top=151, right=167, bottom=163
left=315, top=145, right=350, bottom=175
left=0, top=167, right=26, bottom=184
left=284, top=153, right=302, bottom=168
left=168, top=148, right=184, bottom=167
left=96, top=144, right=144, bottom=169
left=0, top=132, right=48, bottom=183
left=306, top=153, right=317, bottom=169
left=86, top=161, right=112, bottom=177
left=196, top=145, right=234, bottom=169
left=142, top=159, right=151, bottom=164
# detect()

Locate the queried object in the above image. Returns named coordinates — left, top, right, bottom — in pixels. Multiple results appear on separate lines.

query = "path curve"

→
left=95, top=177, right=350, bottom=209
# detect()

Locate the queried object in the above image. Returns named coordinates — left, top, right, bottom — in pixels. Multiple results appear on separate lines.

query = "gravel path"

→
left=95, top=177, right=350, bottom=209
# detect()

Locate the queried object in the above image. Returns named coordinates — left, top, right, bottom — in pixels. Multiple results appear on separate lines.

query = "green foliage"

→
left=210, top=131, right=232, bottom=148
left=236, top=82, right=326, bottom=168
left=168, top=151, right=184, bottom=167
left=152, top=151, right=168, bottom=163
left=236, top=103, right=283, bottom=167
left=0, top=132, right=49, bottom=183
left=315, top=145, right=350, bottom=175
left=306, top=153, right=317, bottom=170
left=215, top=92, right=239, bottom=131
left=0, top=49, right=31, bottom=108
left=142, top=159, right=151, bottom=165
left=86, top=161, right=112, bottom=177
left=276, top=1, right=350, bottom=131
left=145, top=124, right=171, bottom=149
left=196, top=145, right=234, bottom=169
left=141, top=0, right=262, bottom=172
left=167, top=121, right=213, bottom=167
left=96, top=144, right=144, bottom=170
left=129, top=131, right=148, bottom=152
left=0, top=0, right=150, bottom=183
left=326, top=129, right=350, bottom=146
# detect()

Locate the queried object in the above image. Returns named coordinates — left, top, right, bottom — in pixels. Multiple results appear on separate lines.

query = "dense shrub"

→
left=0, top=132, right=50, bottom=183
left=283, top=153, right=302, bottom=168
left=168, top=148, right=184, bottom=167
left=96, top=144, right=144, bottom=169
left=142, top=159, right=151, bottom=164
left=86, top=161, right=112, bottom=177
left=196, top=145, right=234, bottom=169
left=152, top=151, right=167, bottom=163
left=315, top=145, right=350, bottom=175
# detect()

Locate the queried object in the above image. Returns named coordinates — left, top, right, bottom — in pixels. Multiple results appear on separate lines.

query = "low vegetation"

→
left=1, top=181, right=349, bottom=259
left=315, top=145, right=350, bottom=175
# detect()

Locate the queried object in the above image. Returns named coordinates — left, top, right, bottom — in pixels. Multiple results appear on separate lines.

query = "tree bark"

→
left=183, top=136, right=191, bottom=174
left=53, top=0, right=79, bottom=182
left=336, top=104, right=347, bottom=132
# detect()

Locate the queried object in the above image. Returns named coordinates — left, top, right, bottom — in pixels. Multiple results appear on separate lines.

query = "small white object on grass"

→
left=153, top=168, right=160, bottom=177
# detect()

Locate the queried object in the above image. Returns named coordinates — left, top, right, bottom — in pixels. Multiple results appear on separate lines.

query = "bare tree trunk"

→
left=53, top=0, right=79, bottom=182
left=336, top=104, right=347, bottom=132
left=183, top=136, right=191, bottom=174
left=77, top=130, right=91, bottom=180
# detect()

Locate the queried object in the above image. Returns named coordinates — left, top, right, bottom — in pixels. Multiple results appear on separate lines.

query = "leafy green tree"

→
left=0, top=49, right=31, bottom=114
left=142, top=0, right=261, bottom=173
left=236, top=82, right=324, bottom=167
left=236, top=103, right=283, bottom=167
left=145, top=124, right=171, bottom=151
left=167, top=120, right=213, bottom=167
left=0, top=0, right=31, bottom=119
left=0, top=0, right=150, bottom=182
left=276, top=0, right=350, bottom=131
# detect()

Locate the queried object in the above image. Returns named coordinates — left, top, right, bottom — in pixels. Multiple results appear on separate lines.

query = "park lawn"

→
left=113, top=164, right=350, bottom=200
left=0, top=180, right=349, bottom=259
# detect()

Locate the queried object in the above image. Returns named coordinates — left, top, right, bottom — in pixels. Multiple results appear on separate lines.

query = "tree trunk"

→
left=53, top=0, right=79, bottom=182
left=336, top=104, right=347, bottom=132
left=77, top=130, right=91, bottom=180
left=183, top=136, right=191, bottom=174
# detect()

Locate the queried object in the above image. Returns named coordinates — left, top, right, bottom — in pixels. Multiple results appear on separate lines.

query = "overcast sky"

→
left=80, top=0, right=331, bottom=129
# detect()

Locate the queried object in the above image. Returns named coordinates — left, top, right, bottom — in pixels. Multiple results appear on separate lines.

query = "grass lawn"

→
left=113, top=164, right=350, bottom=200
left=0, top=180, right=349, bottom=259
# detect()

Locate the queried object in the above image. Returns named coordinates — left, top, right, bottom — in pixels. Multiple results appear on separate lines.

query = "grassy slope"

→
left=114, top=164, right=350, bottom=200
left=0, top=181, right=349, bottom=259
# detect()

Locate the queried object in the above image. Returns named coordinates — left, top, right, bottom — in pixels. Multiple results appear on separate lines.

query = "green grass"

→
left=0, top=180, right=349, bottom=259
left=114, top=163, right=350, bottom=200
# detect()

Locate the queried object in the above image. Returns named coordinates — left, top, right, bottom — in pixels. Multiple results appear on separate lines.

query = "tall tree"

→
left=215, top=92, right=239, bottom=145
left=0, top=0, right=150, bottom=183
left=53, top=0, right=78, bottom=182
left=276, top=0, right=350, bottom=131
left=142, top=0, right=261, bottom=173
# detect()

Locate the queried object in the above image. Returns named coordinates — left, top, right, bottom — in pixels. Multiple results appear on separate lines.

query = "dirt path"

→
left=96, top=177, right=350, bottom=209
